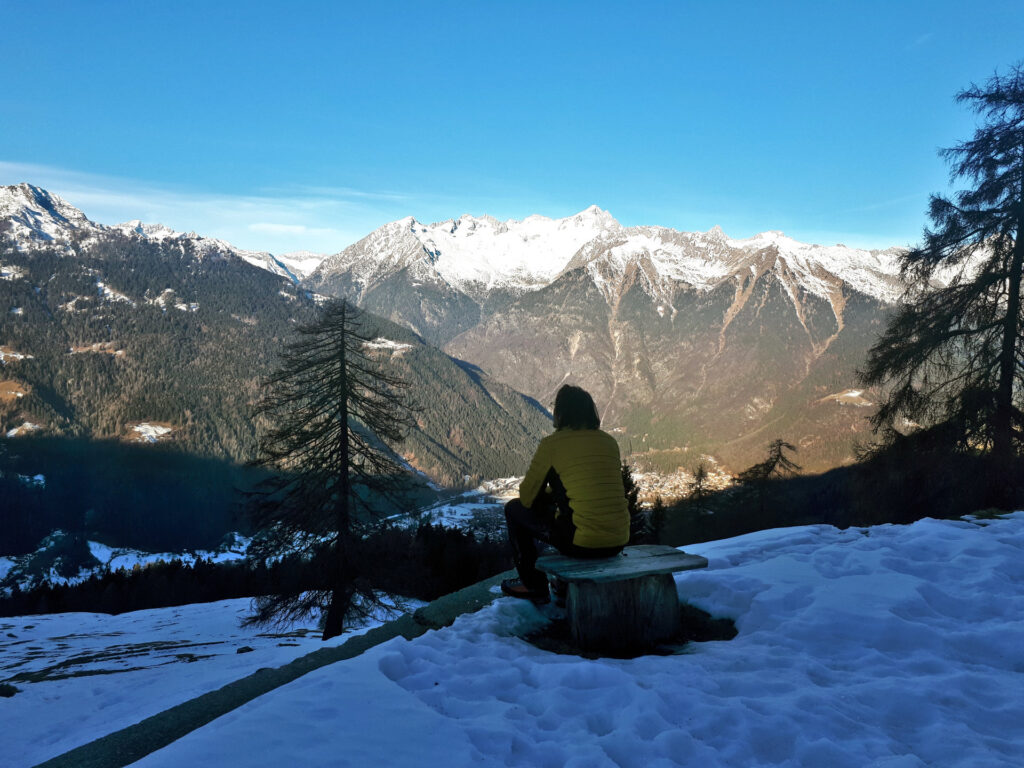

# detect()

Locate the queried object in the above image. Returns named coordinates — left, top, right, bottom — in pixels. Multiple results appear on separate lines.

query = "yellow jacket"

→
left=519, top=428, right=630, bottom=549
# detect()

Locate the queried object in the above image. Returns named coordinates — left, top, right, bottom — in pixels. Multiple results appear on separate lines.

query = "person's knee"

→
left=505, top=498, right=524, bottom=522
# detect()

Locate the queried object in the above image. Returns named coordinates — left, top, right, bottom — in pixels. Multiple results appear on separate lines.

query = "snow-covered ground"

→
left=130, top=423, right=174, bottom=442
left=4, top=513, right=1022, bottom=767
left=88, top=534, right=251, bottom=572
left=0, top=533, right=256, bottom=595
left=0, top=597, right=414, bottom=766
left=400, top=478, right=522, bottom=536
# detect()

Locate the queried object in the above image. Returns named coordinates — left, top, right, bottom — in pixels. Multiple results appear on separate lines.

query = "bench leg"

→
left=567, top=573, right=681, bottom=653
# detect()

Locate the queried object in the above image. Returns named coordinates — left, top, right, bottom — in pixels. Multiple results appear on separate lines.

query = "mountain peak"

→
left=0, top=183, right=97, bottom=246
left=572, top=205, right=619, bottom=227
left=114, top=220, right=180, bottom=241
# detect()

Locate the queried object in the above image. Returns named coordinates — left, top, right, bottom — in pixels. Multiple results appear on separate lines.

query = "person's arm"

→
left=518, top=437, right=551, bottom=508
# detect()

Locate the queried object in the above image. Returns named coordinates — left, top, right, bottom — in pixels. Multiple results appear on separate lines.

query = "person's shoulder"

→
left=551, top=428, right=617, bottom=445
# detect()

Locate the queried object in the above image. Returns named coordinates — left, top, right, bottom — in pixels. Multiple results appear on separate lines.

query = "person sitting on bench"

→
left=501, top=384, right=630, bottom=602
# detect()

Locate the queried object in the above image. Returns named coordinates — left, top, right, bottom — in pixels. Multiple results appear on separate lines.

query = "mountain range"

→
left=0, top=183, right=550, bottom=490
left=305, top=206, right=907, bottom=471
left=1, top=182, right=908, bottom=475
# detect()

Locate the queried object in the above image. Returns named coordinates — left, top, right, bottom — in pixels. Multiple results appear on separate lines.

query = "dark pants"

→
left=504, top=497, right=623, bottom=592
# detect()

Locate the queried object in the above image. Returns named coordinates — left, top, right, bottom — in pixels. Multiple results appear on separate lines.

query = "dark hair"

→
left=552, top=385, right=600, bottom=430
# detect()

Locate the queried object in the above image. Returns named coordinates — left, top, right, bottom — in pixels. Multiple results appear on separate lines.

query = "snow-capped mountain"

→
left=0, top=183, right=98, bottom=246
left=0, top=186, right=552, bottom=484
left=310, top=208, right=905, bottom=318
left=561, top=225, right=906, bottom=308
left=310, top=205, right=622, bottom=303
left=0, top=183, right=909, bottom=471
left=306, top=207, right=907, bottom=349
left=306, top=209, right=910, bottom=471
left=111, top=219, right=301, bottom=283
left=0, top=184, right=303, bottom=283
left=276, top=250, right=327, bottom=280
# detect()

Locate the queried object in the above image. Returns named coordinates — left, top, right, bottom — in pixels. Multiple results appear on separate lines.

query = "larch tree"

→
left=861, top=65, right=1024, bottom=498
left=246, top=300, right=416, bottom=640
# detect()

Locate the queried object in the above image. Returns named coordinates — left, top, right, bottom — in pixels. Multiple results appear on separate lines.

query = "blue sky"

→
left=2, top=1, right=1022, bottom=255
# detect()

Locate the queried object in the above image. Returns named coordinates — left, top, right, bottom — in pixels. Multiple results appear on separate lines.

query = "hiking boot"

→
left=500, top=578, right=550, bottom=604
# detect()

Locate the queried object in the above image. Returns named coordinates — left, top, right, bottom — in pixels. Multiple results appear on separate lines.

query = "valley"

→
left=0, top=182, right=913, bottom=576
left=306, top=206, right=906, bottom=472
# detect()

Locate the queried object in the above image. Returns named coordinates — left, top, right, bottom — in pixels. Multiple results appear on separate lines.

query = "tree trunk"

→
left=992, top=203, right=1024, bottom=505
left=324, top=304, right=353, bottom=641
left=322, top=585, right=350, bottom=641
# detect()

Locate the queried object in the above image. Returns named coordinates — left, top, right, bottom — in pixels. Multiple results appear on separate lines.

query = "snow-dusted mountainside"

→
left=309, top=207, right=906, bottom=311
left=0, top=183, right=99, bottom=246
left=0, top=184, right=551, bottom=484
left=562, top=225, right=907, bottom=308
left=112, top=219, right=300, bottom=282
left=310, top=205, right=622, bottom=303
left=276, top=250, right=327, bottom=280
left=0, top=183, right=910, bottom=470
left=0, top=184, right=304, bottom=283
left=305, top=208, right=909, bottom=470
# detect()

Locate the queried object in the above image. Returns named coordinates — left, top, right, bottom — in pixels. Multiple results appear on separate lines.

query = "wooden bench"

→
left=536, top=544, right=708, bottom=653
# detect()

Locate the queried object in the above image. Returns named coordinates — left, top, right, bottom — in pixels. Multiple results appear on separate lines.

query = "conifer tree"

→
left=621, top=462, right=646, bottom=542
left=245, top=300, right=415, bottom=640
left=647, top=496, right=667, bottom=544
left=861, top=65, right=1024, bottom=500
left=738, top=439, right=801, bottom=518
left=688, top=462, right=711, bottom=503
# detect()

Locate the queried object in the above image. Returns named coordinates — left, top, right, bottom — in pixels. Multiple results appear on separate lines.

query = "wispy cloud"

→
left=268, top=183, right=412, bottom=203
left=842, top=191, right=931, bottom=215
left=0, top=161, right=415, bottom=254
left=907, top=32, right=933, bottom=50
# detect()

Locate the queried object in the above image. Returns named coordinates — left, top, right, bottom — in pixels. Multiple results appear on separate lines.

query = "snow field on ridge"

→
left=120, top=513, right=1024, bottom=767
left=411, top=207, right=620, bottom=293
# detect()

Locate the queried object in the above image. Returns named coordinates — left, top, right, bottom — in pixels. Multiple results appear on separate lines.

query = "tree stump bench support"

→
left=536, top=544, right=708, bottom=653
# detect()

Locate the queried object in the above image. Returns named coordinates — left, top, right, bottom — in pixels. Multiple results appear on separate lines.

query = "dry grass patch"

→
left=0, top=380, right=29, bottom=404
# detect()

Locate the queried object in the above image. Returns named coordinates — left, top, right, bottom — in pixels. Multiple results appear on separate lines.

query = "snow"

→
left=725, top=230, right=907, bottom=303
left=0, top=183, right=98, bottom=248
left=390, top=478, right=518, bottom=531
left=412, top=207, right=622, bottom=295
left=0, top=263, right=27, bottom=280
left=362, top=337, right=413, bottom=353
left=0, top=597, right=413, bottom=766
left=277, top=250, right=327, bottom=279
left=324, top=207, right=912, bottom=314
left=96, top=280, right=135, bottom=306
left=85, top=535, right=253, bottom=573
left=3, top=183, right=915, bottom=308
left=115, top=220, right=180, bottom=241
left=131, top=423, right=173, bottom=442
left=325, top=206, right=624, bottom=302
left=819, top=389, right=875, bottom=407
left=0, top=185, right=313, bottom=287
left=0, top=346, right=33, bottom=364
left=6, top=421, right=40, bottom=437
left=413, top=499, right=502, bottom=529
left=3, top=514, right=1020, bottom=766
